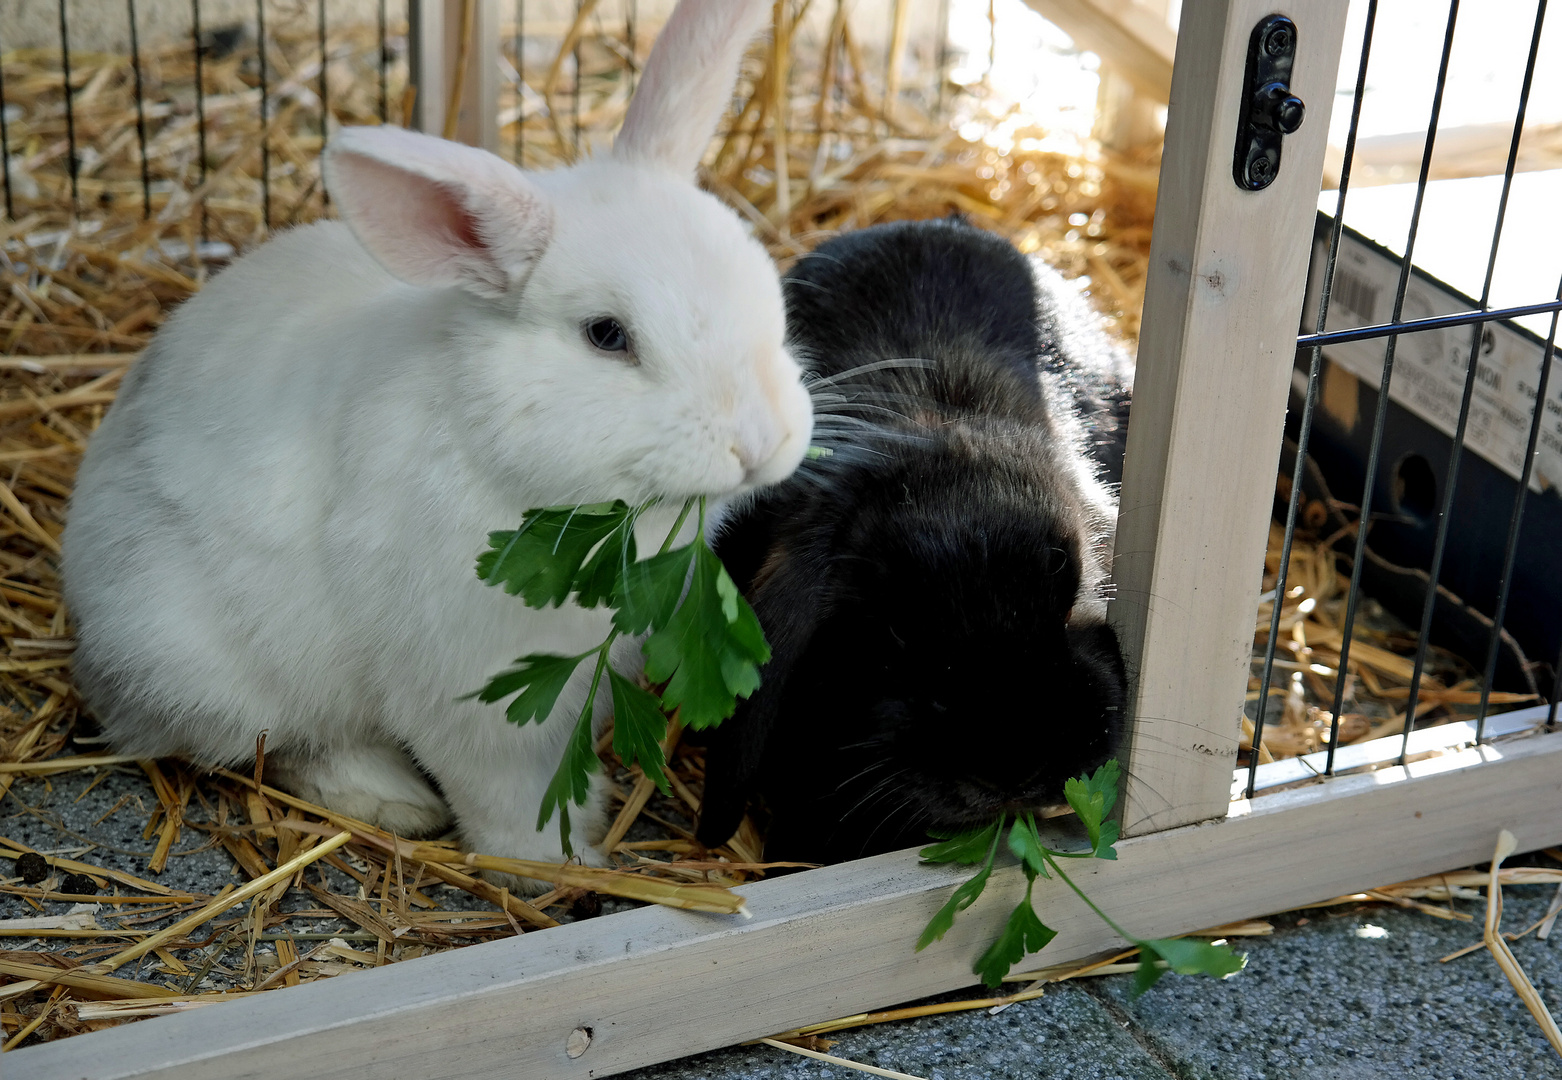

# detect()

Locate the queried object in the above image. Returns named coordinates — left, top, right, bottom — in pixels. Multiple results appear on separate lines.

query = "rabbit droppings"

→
left=62, top=0, right=813, bottom=886
left=698, top=217, right=1133, bottom=864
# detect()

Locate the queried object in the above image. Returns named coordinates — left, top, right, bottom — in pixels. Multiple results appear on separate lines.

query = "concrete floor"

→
left=623, top=886, right=1562, bottom=1080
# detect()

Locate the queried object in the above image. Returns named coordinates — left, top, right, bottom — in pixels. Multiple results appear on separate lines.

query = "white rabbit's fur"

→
left=62, top=0, right=810, bottom=885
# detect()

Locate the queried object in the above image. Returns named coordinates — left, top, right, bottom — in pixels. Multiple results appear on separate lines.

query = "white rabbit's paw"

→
left=269, top=745, right=451, bottom=837
left=334, top=793, right=452, bottom=837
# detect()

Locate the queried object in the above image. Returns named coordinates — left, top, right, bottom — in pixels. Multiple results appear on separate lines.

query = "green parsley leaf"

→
left=1064, top=759, right=1122, bottom=859
left=1130, top=937, right=1246, bottom=998
left=477, top=502, right=633, bottom=608
left=574, top=518, right=637, bottom=609
left=463, top=652, right=589, bottom=726
left=973, top=883, right=1058, bottom=987
left=535, top=702, right=599, bottom=845
left=916, top=816, right=1004, bottom=950
left=915, top=861, right=994, bottom=951
left=643, top=539, right=770, bottom=729
left=612, top=545, right=695, bottom=637
left=474, top=496, right=771, bottom=855
left=1005, top=815, right=1052, bottom=879
left=921, top=820, right=1002, bottom=865
left=1091, top=820, right=1121, bottom=861
left=608, top=668, right=671, bottom=794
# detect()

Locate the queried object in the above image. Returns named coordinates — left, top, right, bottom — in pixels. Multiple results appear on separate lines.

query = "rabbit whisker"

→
left=803, top=356, right=937, bottom=388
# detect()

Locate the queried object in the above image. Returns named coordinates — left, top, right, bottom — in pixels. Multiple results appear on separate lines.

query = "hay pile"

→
left=1242, top=519, right=1539, bottom=767
left=0, top=5, right=1155, bottom=357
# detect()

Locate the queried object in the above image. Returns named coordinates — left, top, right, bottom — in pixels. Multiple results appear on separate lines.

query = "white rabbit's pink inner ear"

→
left=327, top=145, right=552, bottom=298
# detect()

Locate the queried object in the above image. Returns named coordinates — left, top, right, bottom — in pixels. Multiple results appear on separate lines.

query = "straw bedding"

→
left=0, top=7, right=1538, bottom=1051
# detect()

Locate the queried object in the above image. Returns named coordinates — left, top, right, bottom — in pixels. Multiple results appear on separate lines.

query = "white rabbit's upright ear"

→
left=613, top=0, right=772, bottom=175
left=324, top=126, right=552, bottom=298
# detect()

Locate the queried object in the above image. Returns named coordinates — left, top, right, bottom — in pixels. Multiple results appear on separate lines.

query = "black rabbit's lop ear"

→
left=696, top=547, right=832, bottom=849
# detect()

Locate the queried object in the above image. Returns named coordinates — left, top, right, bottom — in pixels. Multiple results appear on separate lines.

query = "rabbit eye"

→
left=584, top=317, right=630, bottom=355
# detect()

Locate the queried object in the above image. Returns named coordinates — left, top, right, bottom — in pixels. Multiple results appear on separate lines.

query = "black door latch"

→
left=1234, top=15, right=1305, bottom=191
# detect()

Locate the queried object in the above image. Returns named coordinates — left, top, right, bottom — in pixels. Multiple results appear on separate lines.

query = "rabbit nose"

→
left=733, top=426, right=785, bottom=478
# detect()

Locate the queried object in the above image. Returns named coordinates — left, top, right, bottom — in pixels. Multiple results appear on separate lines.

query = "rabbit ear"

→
left=696, top=547, right=830, bottom=849
left=613, top=0, right=772, bottom=175
left=324, top=126, right=553, bottom=298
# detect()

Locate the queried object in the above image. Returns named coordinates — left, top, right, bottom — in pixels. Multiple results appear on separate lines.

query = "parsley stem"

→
left=1042, top=851, right=1134, bottom=944
left=982, top=812, right=1007, bottom=870
left=576, top=633, right=618, bottom=762
left=658, top=497, right=697, bottom=555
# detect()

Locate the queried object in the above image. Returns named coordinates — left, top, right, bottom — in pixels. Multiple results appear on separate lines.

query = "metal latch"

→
left=1233, top=14, right=1306, bottom=191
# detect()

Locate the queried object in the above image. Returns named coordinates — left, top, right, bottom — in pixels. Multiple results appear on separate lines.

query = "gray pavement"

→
left=624, top=888, right=1562, bottom=1080
left=5, top=765, right=1562, bottom=1078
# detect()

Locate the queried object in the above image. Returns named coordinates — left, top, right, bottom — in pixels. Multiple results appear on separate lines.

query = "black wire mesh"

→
left=256, top=0, right=271, bottom=229
left=318, top=0, right=331, bottom=207
left=191, top=0, right=209, bottom=237
left=1, top=2, right=964, bottom=231
left=0, top=21, right=11, bottom=222
left=127, top=0, right=152, bottom=220
left=57, top=0, right=79, bottom=214
left=1247, top=0, right=1562, bottom=796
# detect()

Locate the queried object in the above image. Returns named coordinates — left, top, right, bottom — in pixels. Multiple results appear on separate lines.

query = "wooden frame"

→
left=1108, top=0, right=1349, bottom=836
left=18, top=717, right=1562, bottom=1079
left=12, top=3, right=1551, bottom=1077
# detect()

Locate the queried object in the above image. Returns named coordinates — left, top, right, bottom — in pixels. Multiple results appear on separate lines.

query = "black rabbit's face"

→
left=844, top=569, right=1125, bottom=830
left=801, top=505, right=1127, bottom=840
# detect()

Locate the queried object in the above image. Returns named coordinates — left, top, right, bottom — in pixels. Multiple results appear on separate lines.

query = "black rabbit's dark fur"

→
left=698, top=217, right=1133, bottom=864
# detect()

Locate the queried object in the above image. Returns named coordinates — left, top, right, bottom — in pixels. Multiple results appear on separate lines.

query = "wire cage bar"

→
left=1244, top=0, right=1562, bottom=797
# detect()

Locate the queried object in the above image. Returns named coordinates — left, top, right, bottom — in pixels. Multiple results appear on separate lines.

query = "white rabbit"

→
left=62, top=0, right=812, bottom=887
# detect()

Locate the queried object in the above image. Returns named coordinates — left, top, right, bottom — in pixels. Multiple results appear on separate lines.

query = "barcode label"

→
left=1306, top=228, right=1562, bottom=492
left=1332, top=267, right=1379, bottom=324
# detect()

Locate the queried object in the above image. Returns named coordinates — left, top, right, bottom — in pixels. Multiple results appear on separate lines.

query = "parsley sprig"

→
left=467, top=496, right=769, bottom=853
left=917, top=760, right=1247, bottom=993
left=469, top=506, right=1244, bottom=996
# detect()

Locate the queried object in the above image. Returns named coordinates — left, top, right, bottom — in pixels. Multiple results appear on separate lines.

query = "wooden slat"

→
left=14, top=730, right=1562, bottom=1080
left=1023, top=0, right=1178, bottom=101
left=1239, top=703, right=1554, bottom=796
left=408, top=0, right=500, bottom=150
left=1324, top=120, right=1562, bottom=189
left=1108, top=0, right=1352, bottom=836
left=1091, top=0, right=1173, bottom=151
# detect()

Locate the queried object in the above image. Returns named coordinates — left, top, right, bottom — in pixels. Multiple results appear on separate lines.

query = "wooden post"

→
left=1108, top=0, right=1351, bottom=836
left=408, top=0, right=500, bottom=150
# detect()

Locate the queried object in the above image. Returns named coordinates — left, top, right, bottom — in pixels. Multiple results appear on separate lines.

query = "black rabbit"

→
left=697, top=216, right=1133, bottom=864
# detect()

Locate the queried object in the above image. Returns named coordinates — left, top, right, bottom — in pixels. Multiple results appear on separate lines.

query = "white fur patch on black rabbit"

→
left=699, top=217, right=1133, bottom=864
left=62, top=0, right=812, bottom=889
